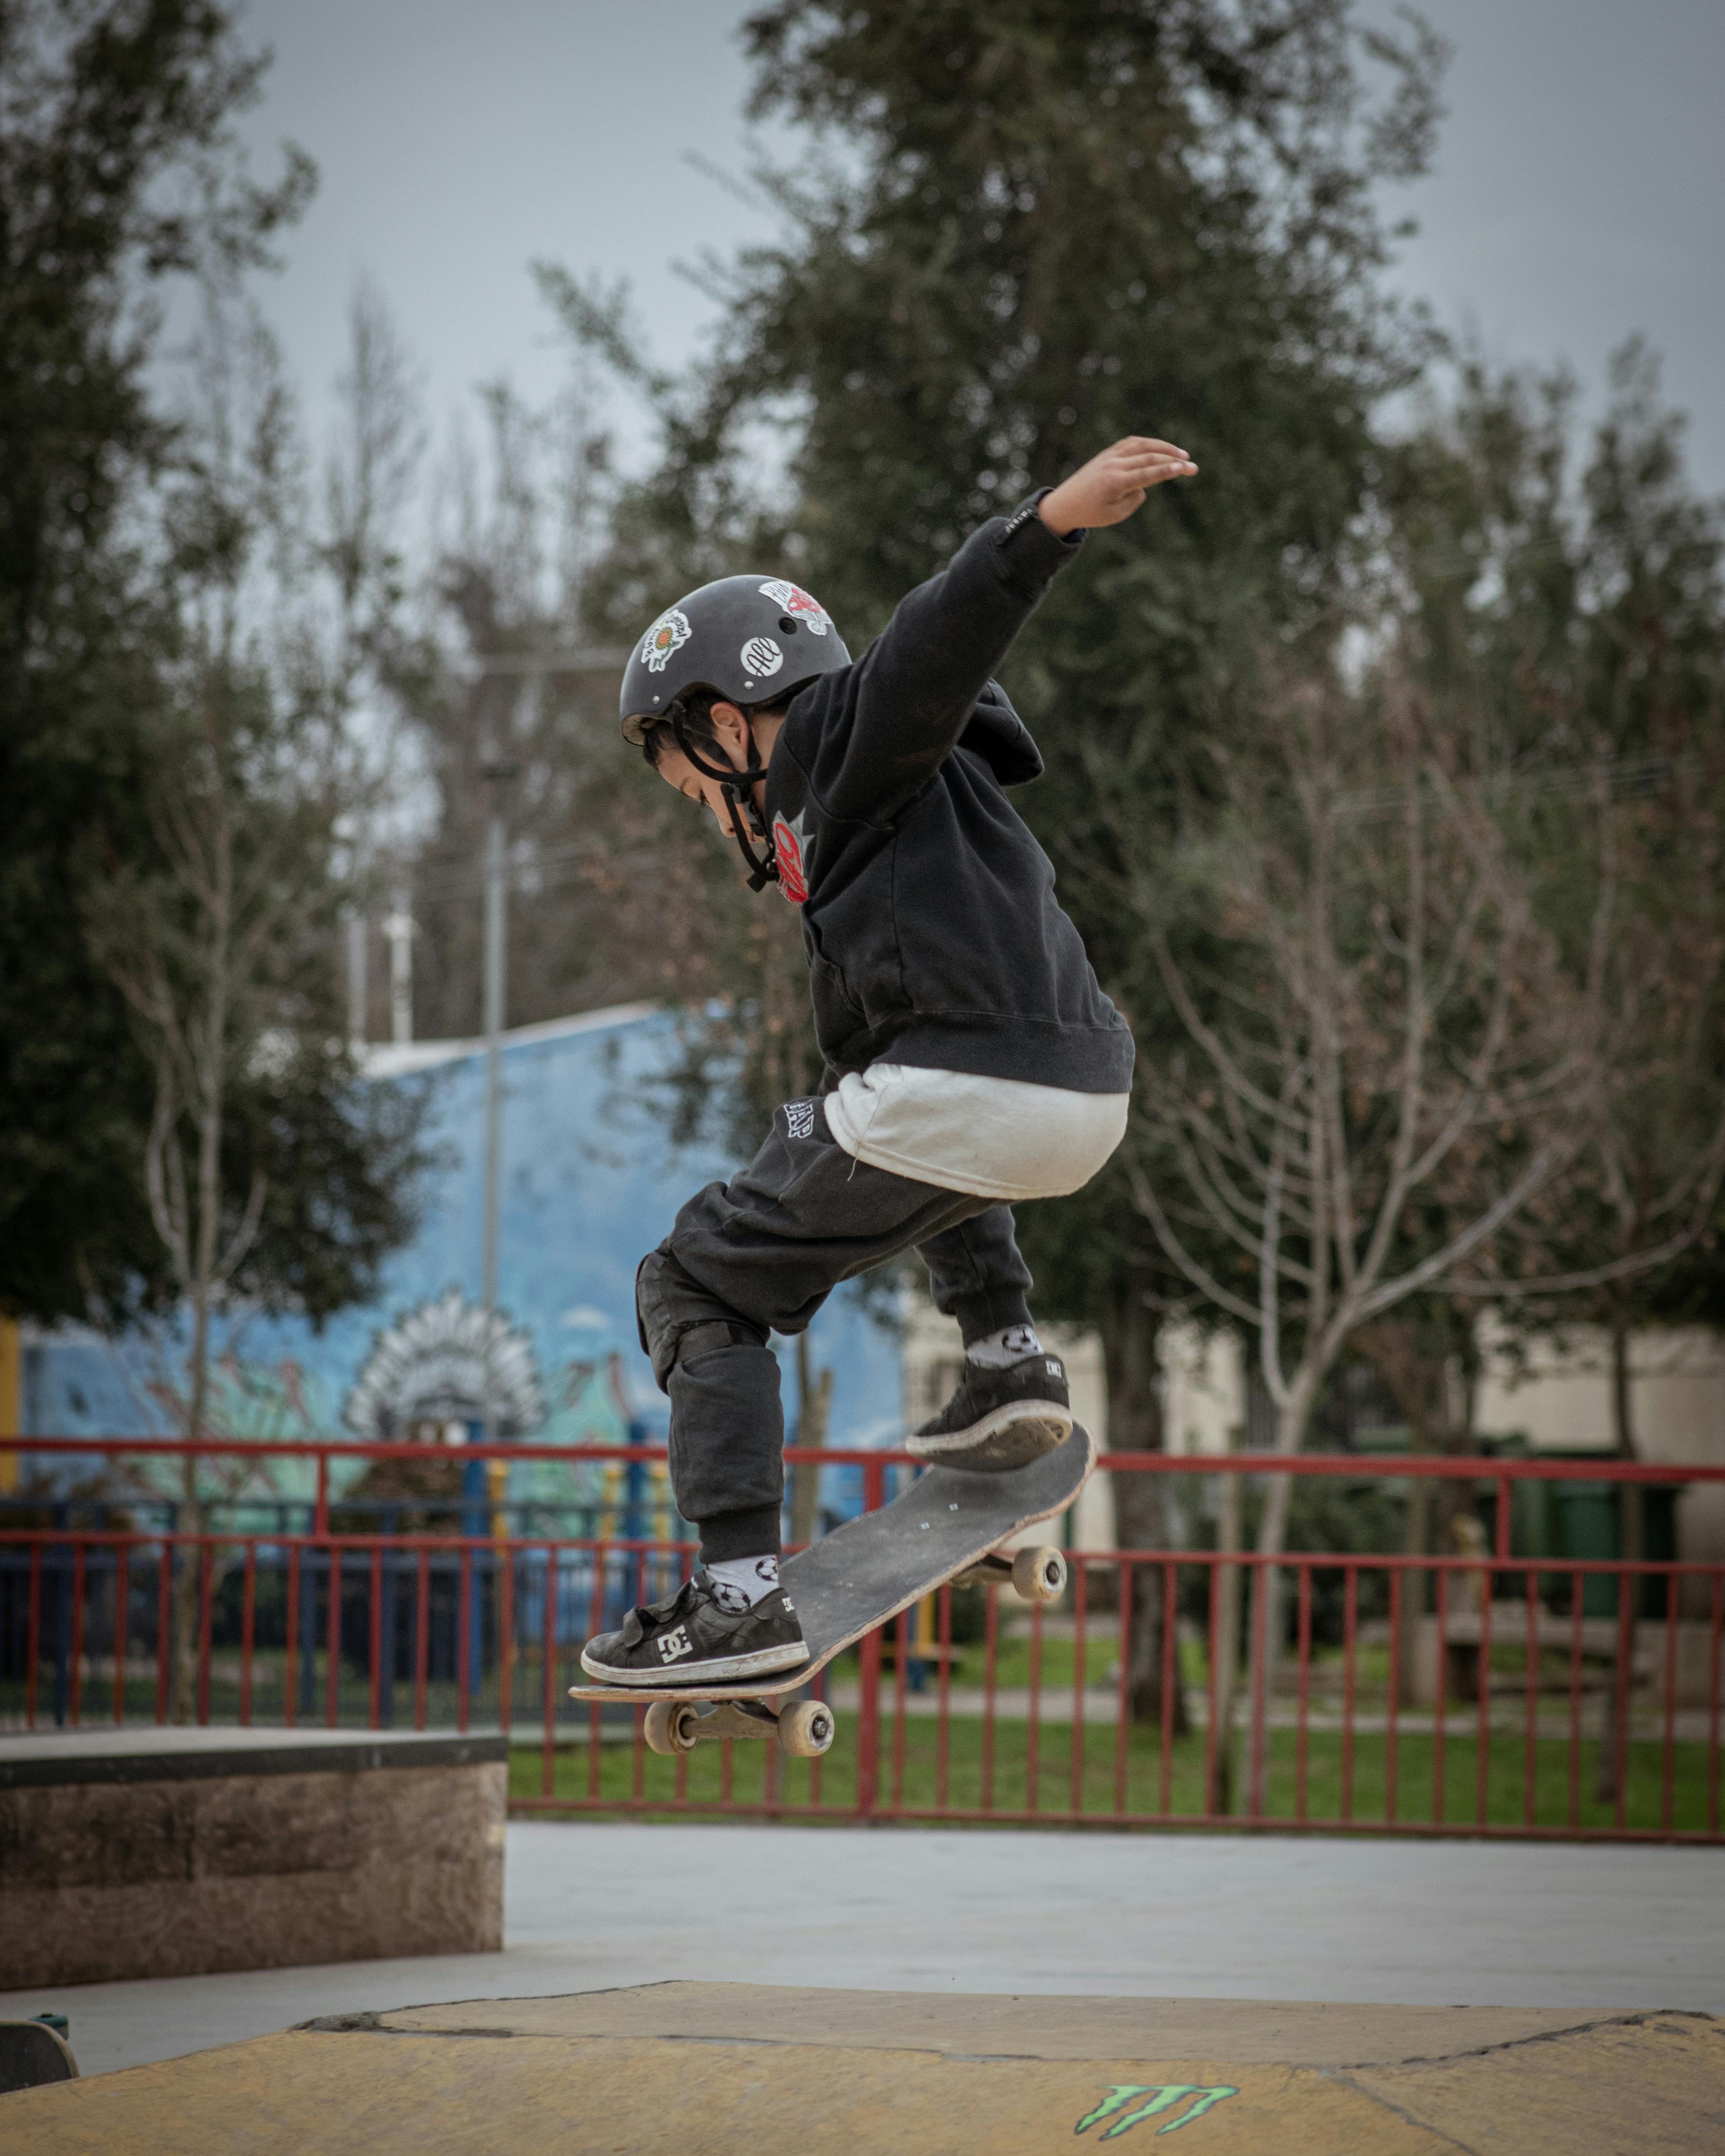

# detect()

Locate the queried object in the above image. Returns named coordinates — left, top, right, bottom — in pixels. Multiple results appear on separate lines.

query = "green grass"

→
left=886, top=1623, right=1601, bottom=1700
left=16, top=1636, right=1710, bottom=1837
left=934, top=1629, right=1214, bottom=1695
left=508, top=1712, right=1720, bottom=1834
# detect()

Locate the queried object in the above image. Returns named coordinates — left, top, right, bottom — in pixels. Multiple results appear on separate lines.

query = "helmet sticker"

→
left=640, top=608, right=692, bottom=673
left=773, top=814, right=809, bottom=904
left=740, top=635, right=784, bottom=678
left=757, top=579, right=831, bottom=636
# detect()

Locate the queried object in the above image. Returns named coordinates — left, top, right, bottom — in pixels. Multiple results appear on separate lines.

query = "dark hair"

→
left=639, top=688, right=790, bottom=770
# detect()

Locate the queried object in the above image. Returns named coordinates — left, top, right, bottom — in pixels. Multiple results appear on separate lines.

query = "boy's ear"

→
left=707, top=700, right=753, bottom=765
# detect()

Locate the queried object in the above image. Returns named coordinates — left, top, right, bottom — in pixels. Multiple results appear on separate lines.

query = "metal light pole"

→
left=382, top=887, right=414, bottom=1045
left=468, top=761, right=517, bottom=1693
left=345, top=909, right=368, bottom=1051
left=478, top=760, right=517, bottom=1448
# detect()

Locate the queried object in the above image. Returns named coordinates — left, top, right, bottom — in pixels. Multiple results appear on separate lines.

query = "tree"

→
left=1012, top=1154, right=1192, bottom=1729
left=83, top=285, right=428, bottom=1714
left=1110, top=657, right=1636, bottom=1796
left=1389, top=345, right=1725, bottom=1793
left=1348, top=1295, right=1480, bottom=1705
left=1121, top=609, right=1725, bottom=1796
left=1544, top=760, right=1725, bottom=1802
left=1402, top=345, right=1725, bottom=1385
left=0, top=0, right=312, bottom=1324
left=1123, top=672, right=1620, bottom=1520
left=393, top=374, right=641, bottom=1038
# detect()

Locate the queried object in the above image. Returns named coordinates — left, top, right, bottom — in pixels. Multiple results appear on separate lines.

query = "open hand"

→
left=1039, top=436, right=1197, bottom=534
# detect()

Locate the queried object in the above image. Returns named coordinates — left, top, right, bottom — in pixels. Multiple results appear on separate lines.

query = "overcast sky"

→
left=234, top=0, right=1725, bottom=495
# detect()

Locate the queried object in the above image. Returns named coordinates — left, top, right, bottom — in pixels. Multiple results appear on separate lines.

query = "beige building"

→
left=1473, top=1321, right=1725, bottom=1566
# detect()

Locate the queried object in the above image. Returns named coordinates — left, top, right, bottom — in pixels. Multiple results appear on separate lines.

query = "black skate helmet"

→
left=620, top=575, right=850, bottom=888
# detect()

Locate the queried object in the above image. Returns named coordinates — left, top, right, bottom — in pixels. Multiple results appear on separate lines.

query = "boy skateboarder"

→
left=583, top=436, right=1198, bottom=1685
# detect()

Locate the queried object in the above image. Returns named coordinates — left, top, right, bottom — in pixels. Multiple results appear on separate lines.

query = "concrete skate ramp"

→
left=8, top=1982, right=1721, bottom=2153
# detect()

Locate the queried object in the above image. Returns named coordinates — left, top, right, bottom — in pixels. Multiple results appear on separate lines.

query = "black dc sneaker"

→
left=906, top=1352, right=1073, bottom=1470
left=579, top=1567, right=810, bottom=1686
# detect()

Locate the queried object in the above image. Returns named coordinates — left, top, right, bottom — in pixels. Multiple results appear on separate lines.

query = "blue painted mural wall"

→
left=22, top=1007, right=905, bottom=1515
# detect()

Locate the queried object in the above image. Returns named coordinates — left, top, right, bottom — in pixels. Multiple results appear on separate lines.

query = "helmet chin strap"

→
left=670, top=706, right=780, bottom=891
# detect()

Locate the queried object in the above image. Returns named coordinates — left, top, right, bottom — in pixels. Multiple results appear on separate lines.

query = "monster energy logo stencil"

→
left=1074, top=2084, right=1240, bottom=2138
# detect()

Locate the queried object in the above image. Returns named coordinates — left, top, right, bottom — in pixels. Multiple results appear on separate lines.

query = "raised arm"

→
left=813, top=438, right=1196, bottom=825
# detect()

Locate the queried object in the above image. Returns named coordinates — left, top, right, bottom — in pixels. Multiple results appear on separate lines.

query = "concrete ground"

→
left=19, top=1985, right=1722, bottom=2154
left=4, top=1821, right=1721, bottom=2079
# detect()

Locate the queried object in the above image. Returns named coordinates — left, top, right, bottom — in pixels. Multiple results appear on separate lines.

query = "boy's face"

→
left=651, top=700, right=785, bottom=839
left=654, top=737, right=750, bottom=837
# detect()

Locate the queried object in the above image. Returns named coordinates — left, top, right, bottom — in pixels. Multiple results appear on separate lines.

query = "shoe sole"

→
left=578, top=1639, right=811, bottom=1687
left=905, top=1398, right=1075, bottom=1472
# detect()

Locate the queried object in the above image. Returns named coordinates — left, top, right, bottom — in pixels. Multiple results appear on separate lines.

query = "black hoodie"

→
left=761, top=495, right=1134, bottom=1096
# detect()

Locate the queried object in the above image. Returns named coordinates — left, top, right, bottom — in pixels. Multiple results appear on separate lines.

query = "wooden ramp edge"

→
left=7, top=1982, right=1721, bottom=2154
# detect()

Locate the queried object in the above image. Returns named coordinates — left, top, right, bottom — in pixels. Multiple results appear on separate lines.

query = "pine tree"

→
left=0, top=0, right=311, bottom=1322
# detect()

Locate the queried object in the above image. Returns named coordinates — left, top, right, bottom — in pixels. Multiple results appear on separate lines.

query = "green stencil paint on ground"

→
left=1074, top=2084, right=1240, bottom=2137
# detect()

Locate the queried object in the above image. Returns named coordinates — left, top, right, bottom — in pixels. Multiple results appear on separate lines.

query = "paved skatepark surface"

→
left=4, top=1820, right=1718, bottom=2078
left=3, top=1822, right=1721, bottom=2149
left=9, top=1982, right=1722, bottom=2152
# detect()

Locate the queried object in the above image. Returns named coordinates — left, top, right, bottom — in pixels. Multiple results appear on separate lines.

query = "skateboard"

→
left=567, top=1423, right=1096, bottom=1761
left=0, top=2018, right=78, bottom=2094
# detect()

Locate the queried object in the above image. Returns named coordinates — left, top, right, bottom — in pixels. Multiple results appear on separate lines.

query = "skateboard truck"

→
left=644, top=1696, right=836, bottom=1759
left=951, top=1544, right=1067, bottom=1603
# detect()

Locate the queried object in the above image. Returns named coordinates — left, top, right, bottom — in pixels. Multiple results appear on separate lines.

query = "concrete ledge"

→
left=0, top=1727, right=506, bottom=1789
left=0, top=1729, right=505, bottom=1990
left=7, top=1984, right=1721, bottom=2153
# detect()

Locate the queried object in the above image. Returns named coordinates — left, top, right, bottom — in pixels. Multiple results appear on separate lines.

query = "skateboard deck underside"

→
left=567, top=1424, right=1096, bottom=1705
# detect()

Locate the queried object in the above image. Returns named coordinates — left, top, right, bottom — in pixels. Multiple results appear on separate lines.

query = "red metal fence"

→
left=4, top=1437, right=1721, bottom=1843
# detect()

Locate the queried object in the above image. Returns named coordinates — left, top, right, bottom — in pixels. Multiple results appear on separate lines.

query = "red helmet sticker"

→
left=773, top=816, right=809, bottom=904
left=758, top=579, right=832, bottom=637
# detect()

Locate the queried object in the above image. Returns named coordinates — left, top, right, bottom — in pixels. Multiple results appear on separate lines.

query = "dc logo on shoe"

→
left=658, top=1626, right=694, bottom=1663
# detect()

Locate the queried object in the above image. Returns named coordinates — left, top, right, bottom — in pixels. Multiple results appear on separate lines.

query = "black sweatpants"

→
left=636, top=1095, right=1035, bottom=1561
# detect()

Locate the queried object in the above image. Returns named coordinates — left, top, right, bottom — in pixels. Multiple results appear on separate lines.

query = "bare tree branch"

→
left=1125, top=1154, right=1264, bottom=1326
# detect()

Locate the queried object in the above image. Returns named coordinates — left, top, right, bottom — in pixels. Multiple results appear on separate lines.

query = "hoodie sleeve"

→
left=804, top=494, right=1082, bottom=825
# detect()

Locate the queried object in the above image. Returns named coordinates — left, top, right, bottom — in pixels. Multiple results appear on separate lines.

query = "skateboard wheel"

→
left=1011, top=1546, right=1067, bottom=1604
left=776, top=1700, right=836, bottom=1758
left=644, top=1700, right=700, bottom=1756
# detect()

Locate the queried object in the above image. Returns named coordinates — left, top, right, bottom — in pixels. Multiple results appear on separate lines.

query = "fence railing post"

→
left=299, top=1545, right=319, bottom=1719
left=854, top=1453, right=887, bottom=1820
left=51, top=1502, right=71, bottom=1729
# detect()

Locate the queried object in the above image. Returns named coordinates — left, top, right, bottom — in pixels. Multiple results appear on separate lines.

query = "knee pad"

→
left=634, top=1251, right=676, bottom=1387
left=635, top=1249, right=764, bottom=1393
